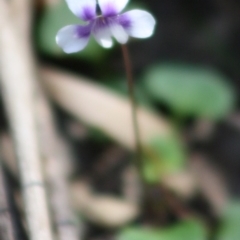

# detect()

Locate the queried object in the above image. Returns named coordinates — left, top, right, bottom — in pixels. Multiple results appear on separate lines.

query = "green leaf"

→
left=37, top=0, right=106, bottom=60
left=143, top=63, right=235, bottom=120
left=118, top=228, right=164, bottom=240
left=162, top=220, right=207, bottom=240
left=143, top=134, right=186, bottom=183
left=216, top=201, right=240, bottom=240
left=118, top=220, right=207, bottom=240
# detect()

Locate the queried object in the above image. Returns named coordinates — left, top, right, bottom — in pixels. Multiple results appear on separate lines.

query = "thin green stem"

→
left=121, top=44, right=144, bottom=178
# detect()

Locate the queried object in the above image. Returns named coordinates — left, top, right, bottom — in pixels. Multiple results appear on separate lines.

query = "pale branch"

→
left=0, top=2, right=54, bottom=240
left=2, top=0, right=82, bottom=238
left=36, top=91, right=82, bottom=240
left=0, top=159, right=16, bottom=240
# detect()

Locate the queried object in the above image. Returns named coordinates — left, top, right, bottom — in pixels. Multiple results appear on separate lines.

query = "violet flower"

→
left=56, top=0, right=156, bottom=53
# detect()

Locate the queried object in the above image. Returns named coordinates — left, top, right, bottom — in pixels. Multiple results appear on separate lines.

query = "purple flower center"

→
left=90, top=16, right=111, bottom=35
left=74, top=11, right=133, bottom=40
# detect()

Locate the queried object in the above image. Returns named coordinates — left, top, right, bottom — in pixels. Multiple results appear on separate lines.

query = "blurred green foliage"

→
left=143, top=63, right=235, bottom=120
left=216, top=201, right=240, bottom=240
left=117, top=201, right=240, bottom=240
left=118, top=220, right=207, bottom=240
left=144, top=135, right=186, bottom=183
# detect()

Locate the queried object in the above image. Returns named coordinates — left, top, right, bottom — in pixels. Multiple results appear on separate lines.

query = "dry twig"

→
left=0, top=160, right=16, bottom=240
left=0, top=1, right=54, bottom=240
left=36, top=93, right=82, bottom=240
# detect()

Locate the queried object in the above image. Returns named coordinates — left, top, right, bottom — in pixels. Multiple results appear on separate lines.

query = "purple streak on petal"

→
left=81, top=7, right=96, bottom=21
left=75, top=24, right=92, bottom=38
left=56, top=24, right=92, bottom=53
left=101, top=4, right=118, bottom=17
left=118, top=14, right=132, bottom=29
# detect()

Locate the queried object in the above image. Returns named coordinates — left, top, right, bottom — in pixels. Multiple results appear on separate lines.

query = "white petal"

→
left=56, top=25, right=90, bottom=53
left=98, top=0, right=129, bottom=16
left=110, top=24, right=128, bottom=44
left=93, top=26, right=113, bottom=48
left=121, top=10, right=156, bottom=38
left=66, top=0, right=96, bottom=21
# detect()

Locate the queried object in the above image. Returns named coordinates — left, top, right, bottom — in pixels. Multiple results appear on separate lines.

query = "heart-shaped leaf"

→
left=143, top=63, right=235, bottom=120
left=118, top=220, right=207, bottom=240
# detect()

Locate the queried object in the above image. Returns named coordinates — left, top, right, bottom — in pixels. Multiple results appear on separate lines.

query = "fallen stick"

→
left=0, top=1, right=54, bottom=240
left=41, top=66, right=171, bottom=150
left=0, top=160, right=16, bottom=240
left=36, top=92, right=82, bottom=240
